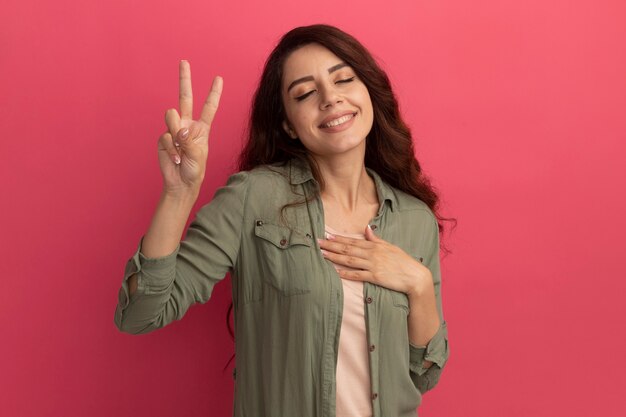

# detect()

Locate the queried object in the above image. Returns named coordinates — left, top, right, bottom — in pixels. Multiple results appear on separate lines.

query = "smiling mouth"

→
left=320, top=112, right=357, bottom=128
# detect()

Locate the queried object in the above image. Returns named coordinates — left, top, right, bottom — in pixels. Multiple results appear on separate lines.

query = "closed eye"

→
left=295, top=77, right=357, bottom=101
left=295, top=91, right=315, bottom=101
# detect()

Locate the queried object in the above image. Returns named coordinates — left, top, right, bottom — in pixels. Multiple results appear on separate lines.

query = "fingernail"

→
left=174, top=141, right=180, bottom=147
left=326, top=233, right=335, bottom=240
left=181, top=128, right=189, bottom=139
left=320, top=249, right=328, bottom=256
left=174, top=155, right=181, bottom=165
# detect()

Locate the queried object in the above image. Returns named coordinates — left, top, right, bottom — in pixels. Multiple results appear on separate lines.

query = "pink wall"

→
left=2, top=0, right=625, bottom=416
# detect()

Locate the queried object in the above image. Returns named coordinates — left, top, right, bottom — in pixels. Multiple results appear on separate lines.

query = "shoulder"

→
left=373, top=178, right=439, bottom=244
left=378, top=178, right=436, bottom=222
left=377, top=180, right=442, bottom=257
left=226, top=163, right=291, bottom=190
left=221, top=163, right=295, bottom=206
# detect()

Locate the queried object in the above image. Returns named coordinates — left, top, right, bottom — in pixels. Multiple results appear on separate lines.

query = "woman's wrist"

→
left=162, top=184, right=201, bottom=203
left=140, top=188, right=198, bottom=258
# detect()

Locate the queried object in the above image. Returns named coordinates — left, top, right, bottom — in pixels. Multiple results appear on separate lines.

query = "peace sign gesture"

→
left=158, top=60, right=223, bottom=196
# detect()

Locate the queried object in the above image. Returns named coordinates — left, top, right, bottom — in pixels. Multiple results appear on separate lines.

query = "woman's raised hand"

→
left=158, top=60, right=223, bottom=196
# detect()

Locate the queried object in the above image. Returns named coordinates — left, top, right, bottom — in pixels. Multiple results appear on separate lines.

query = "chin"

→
left=322, top=138, right=367, bottom=157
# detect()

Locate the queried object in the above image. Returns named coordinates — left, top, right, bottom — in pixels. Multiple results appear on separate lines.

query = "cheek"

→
left=291, top=110, right=317, bottom=133
left=363, top=91, right=374, bottom=111
left=359, top=91, right=374, bottom=122
left=353, top=85, right=372, bottom=111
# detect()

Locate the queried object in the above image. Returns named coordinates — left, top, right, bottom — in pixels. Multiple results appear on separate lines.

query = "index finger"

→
left=199, top=76, right=223, bottom=126
left=179, top=60, right=193, bottom=120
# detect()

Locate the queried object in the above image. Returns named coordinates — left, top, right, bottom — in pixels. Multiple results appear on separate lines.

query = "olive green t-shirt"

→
left=114, top=158, right=450, bottom=417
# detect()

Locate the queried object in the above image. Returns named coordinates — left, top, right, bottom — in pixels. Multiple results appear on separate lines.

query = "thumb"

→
left=365, top=224, right=380, bottom=241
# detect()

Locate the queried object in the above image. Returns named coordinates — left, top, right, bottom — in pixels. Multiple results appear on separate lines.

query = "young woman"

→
left=114, top=24, right=451, bottom=417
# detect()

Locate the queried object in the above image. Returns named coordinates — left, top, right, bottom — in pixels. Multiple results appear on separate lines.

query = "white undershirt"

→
left=325, top=224, right=373, bottom=417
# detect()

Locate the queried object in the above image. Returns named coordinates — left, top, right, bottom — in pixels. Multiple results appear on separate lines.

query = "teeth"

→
left=323, top=113, right=354, bottom=128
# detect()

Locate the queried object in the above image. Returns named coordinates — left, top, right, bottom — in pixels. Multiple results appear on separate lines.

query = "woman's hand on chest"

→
left=317, top=225, right=434, bottom=297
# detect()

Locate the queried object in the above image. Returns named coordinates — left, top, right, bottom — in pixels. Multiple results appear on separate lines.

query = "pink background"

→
left=2, top=0, right=625, bottom=416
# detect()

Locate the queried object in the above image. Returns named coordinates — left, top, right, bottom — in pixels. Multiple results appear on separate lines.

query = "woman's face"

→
left=281, top=43, right=374, bottom=159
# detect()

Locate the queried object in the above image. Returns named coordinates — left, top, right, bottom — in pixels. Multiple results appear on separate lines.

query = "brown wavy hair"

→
left=239, top=24, right=455, bottom=237
left=225, top=23, right=456, bottom=369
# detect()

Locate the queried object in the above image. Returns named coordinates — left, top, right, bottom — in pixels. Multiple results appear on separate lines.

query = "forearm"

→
left=128, top=189, right=199, bottom=297
left=142, top=189, right=199, bottom=257
left=407, top=285, right=441, bottom=368
left=405, top=216, right=449, bottom=391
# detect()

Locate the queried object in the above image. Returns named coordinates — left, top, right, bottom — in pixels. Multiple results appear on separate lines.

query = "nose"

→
left=319, top=83, right=343, bottom=109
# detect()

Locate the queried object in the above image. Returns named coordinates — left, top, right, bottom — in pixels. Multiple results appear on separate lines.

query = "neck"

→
left=313, top=152, right=378, bottom=212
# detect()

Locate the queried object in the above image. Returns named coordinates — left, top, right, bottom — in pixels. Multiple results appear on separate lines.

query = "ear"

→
left=282, top=120, right=298, bottom=139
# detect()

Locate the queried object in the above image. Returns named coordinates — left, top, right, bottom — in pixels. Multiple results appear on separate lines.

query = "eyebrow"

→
left=286, top=62, right=349, bottom=93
